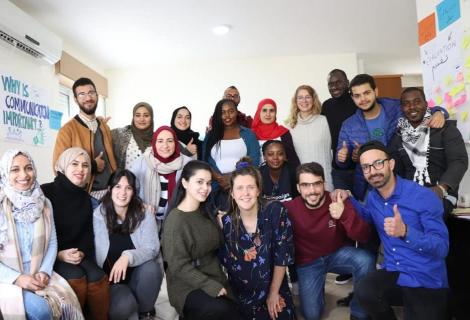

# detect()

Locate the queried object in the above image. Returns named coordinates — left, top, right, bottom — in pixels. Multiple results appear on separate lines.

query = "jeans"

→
left=23, top=290, right=52, bottom=320
left=183, top=289, right=244, bottom=320
left=296, top=246, right=374, bottom=320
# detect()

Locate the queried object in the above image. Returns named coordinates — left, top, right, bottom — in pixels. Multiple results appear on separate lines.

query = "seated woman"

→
left=251, top=98, right=300, bottom=168
left=219, top=158, right=295, bottom=319
left=163, top=160, right=243, bottom=320
left=93, top=169, right=162, bottom=319
left=170, top=106, right=202, bottom=160
left=41, top=147, right=109, bottom=319
left=0, top=149, right=82, bottom=319
left=131, top=125, right=191, bottom=226
left=112, top=102, right=154, bottom=170
left=203, top=99, right=260, bottom=210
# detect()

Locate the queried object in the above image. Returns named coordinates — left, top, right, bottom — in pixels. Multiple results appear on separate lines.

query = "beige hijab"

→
left=55, top=147, right=91, bottom=187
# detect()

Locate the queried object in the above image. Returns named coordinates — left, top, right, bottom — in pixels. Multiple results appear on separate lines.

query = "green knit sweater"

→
left=162, top=207, right=231, bottom=315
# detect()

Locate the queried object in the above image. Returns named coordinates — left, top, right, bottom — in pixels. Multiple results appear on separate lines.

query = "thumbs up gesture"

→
left=95, top=151, right=105, bottom=172
left=329, top=192, right=345, bottom=219
left=351, top=141, right=361, bottom=163
left=384, top=204, right=407, bottom=238
left=186, top=138, right=197, bottom=156
left=337, top=141, right=349, bottom=163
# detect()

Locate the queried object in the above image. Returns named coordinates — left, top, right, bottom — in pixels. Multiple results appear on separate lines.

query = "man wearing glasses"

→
left=283, top=162, right=374, bottom=320
left=348, top=140, right=449, bottom=320
left=53, top=77, right=116, bottom=202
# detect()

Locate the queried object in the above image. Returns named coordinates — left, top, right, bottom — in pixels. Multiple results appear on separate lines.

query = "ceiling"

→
left=11, top=0, right=421, bottom=72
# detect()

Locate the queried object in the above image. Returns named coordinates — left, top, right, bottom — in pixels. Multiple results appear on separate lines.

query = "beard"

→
left=367, top=172, right=391, bottom=189
left=302, top=191, right=326, bottom=209
left=78, top=101, right=98, bottom=115
left=361, top=98, right=377, bottom=112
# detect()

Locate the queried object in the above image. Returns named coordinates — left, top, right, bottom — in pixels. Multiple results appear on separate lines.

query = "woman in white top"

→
left=286, top=85, right=333, bottom=190
left=203, top=99, right=259, bottom=209
left=112, top=102, right=154, bottom=170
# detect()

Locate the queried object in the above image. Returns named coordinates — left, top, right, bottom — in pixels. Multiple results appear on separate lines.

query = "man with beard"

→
left=348, top=140, right=449, bottom=320
left=53, top=77, right=116, bottom=200
left=283, top=162, right=374, bottom=320
left=336, top=74, right=447, bottom=201
left=389, top=88, right=468, bottom=319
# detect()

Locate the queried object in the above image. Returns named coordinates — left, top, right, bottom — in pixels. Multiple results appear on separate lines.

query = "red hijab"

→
left=151, top=126, right=181, bottom=200
left=251, top=98, right=288, bottom=140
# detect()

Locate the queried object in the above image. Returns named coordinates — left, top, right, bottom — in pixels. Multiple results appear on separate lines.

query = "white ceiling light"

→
left=212, top=25, right=231, bottom=35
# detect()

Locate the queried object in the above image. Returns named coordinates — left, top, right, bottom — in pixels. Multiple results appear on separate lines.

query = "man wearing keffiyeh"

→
left=390, top=87, right=468, bottom=320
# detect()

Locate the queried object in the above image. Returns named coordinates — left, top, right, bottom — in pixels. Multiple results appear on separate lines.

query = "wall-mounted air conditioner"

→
left=0, top=1, right=62, bottom=64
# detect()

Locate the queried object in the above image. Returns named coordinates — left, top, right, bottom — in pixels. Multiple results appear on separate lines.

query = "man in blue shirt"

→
left=349, top=140, right=448, bottom=320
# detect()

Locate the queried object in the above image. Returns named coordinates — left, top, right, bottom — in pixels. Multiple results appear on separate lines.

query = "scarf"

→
left=130, top=102, right=154, bottom=152
left=54, top=147, right=91, bottom=187
left=251, top=98, right=288, bottom=140
left=170, top=106, right=201, bottom=145
left=397, top=108, right=432, bottom=185
left=0, top=149, right=45, bottom=250
left=0, top=198, right=83, bottom=319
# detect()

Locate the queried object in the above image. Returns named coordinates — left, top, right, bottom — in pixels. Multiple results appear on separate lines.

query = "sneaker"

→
left=335, top=273, right=352, bottom=285
left=291, top=281, right=299, bottom=295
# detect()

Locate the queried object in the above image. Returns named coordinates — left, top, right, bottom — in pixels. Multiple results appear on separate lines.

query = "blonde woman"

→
left=286, top=85, right=333, bottom=189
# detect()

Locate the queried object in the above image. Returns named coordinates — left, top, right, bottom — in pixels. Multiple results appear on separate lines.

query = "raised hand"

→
left=351, top=141, right=361, bottom=162
left=337, top=141, right=349, bottom=163
left=186, top=138, right=197, bottom=156
left=329, top=191, right=345, bottom=219
left=95, top=151, right=105, bottom=172
left=384, top=204, right=407, bottom=237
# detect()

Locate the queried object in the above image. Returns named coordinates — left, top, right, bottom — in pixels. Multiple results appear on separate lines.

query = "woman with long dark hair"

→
left=162, top=160, right=242, bottom=320
left=219, top=158, right=295, bottom=319
left=170, top=106, right=202, bottom=159
left=94, top=169, right=162, bottom=319
left=203, top=99, right=259, bottom=209
left=41, top=147, right=109, bottom=319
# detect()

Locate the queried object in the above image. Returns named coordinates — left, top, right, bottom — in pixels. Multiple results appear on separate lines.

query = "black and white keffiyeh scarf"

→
left=397, top=108, right=432, bottom=185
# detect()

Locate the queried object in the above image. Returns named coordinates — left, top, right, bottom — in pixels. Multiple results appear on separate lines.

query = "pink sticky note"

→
left=456, top=72, right=464, bottom=82
left=454, top=94, right=467, bottom=107
left=434, top=86, right=441, bottom=94
left=428, top=99, right=436, bottom=108
left=444, top=92, right=453, bottom=103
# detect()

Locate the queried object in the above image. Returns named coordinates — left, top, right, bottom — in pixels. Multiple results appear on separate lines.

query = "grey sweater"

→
left=93, top=205, right=159, bottom=268
left=162, top=207, right=231, bottom=315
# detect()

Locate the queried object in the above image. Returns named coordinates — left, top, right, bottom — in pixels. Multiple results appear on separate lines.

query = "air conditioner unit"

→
left=0, top=1, right=62, bottom=64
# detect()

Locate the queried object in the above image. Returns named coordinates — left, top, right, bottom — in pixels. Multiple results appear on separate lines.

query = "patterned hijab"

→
left=131, top=102, right=154, bottom=152
left=55, top=147, right=92, bottom=187
left=0, top=149, right=45, bottom=247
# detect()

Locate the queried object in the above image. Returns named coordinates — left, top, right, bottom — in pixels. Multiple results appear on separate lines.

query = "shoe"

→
left=337, top=292, right=354, bottom=307
left=291, top=282, right=299, bottom=295
left=335, top=273, right=352, bottom=285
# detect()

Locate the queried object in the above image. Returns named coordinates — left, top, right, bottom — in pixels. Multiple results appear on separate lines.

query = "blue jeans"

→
left=23, top=290, right=52, bottom=320
left=296, top=246, right=374, bottom=320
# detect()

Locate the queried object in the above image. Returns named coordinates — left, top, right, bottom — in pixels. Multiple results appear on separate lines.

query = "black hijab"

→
left=170, top=106, right=200, bottom=145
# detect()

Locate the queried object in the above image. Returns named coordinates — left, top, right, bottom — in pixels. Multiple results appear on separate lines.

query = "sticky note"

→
left=445, top=75, right=453, bottom=85
left=436, top=95, right=443, bottom=105
left=449, top=83, right=465, bottom=97
left=428, top=99, right=436, bottom=108
left=434, top=86, right=442, bottom=94
left=463, top=35, right=470, bottom=49
left=461, top=111, right=468, bottom=122
left=445, top=92, right=453, bottom=102
left=456, top=72, right=464, bottom=82
left=454, top=94, right=467, bottom=107
left=448, top=107, right=457, bottom=117
left=49, top=110, right=63, bottom=130
left=465, top=56, right=470, bottom=68
left=437, top=0, right=461, bottom=31
left=466, top=73, right=470, bottom=84
left=418, top=13, right=436, bottom=46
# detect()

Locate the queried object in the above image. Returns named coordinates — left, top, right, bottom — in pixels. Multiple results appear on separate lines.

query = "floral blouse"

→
left=220, top=201, right=295, bottom=319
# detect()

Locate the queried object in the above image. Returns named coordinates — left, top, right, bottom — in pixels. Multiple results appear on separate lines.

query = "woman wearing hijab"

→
left=170, top=106, right=202, bottom=160
left=252, top=98, right=300, bottom=168
left=131, top=126, right=192, bottom=227
left=0, top=149, right=83, bottom=319
left=41, top=147, right=109, bottom=319
left=112, top=102, right=154, bottom=170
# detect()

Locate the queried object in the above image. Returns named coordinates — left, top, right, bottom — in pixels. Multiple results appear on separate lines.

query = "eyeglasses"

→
left=77, top=91, right=97, bottom=99
left=298, top=181, right=324, bottom=189
left=296, top=95, right=313, bottom=101
left=360, top=159, right=389, bottom=174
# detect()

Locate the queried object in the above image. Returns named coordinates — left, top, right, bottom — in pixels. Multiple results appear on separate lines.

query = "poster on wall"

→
left=419, top=0, right=470, bottom=142
left=1, top=71, right=57, bottom=147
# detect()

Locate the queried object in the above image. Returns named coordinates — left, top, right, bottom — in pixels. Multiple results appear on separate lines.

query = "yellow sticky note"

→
left=466, top=56, right=470, bottom=68
left=445, top=75, right=453, bottom=86
left=448, top=107, right=457, bottom=117
left=466, top=73, right=470, bottom=84
left=461, top=111, right=468, bottom=122
left=436, top=95, right=443, bottom=105
left=463, top=35, right=470, bottom=50
left=449, top=83, right=465, bottom=97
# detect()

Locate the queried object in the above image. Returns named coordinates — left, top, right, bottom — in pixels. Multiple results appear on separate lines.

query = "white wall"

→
left=105, top=53, right=358, bottom=134
left=0, top=45, right=60, bottom=184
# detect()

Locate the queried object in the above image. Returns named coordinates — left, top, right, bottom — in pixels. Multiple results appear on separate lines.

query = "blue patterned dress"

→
left=220, top=201, right=295, bottom=319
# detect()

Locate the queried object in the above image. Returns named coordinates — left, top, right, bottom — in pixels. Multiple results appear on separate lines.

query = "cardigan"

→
left=93, top=205, right=159, bottom=268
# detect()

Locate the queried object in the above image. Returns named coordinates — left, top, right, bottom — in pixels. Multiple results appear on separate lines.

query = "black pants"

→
left=54, top=256, right=105, bottom=282
left=355, top=269, right=448, bottom=320
left=183, top=289, right=243, bottom=320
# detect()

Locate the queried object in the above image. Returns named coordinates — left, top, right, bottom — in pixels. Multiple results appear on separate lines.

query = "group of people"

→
left=0, top=69, right=468, bottom=320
